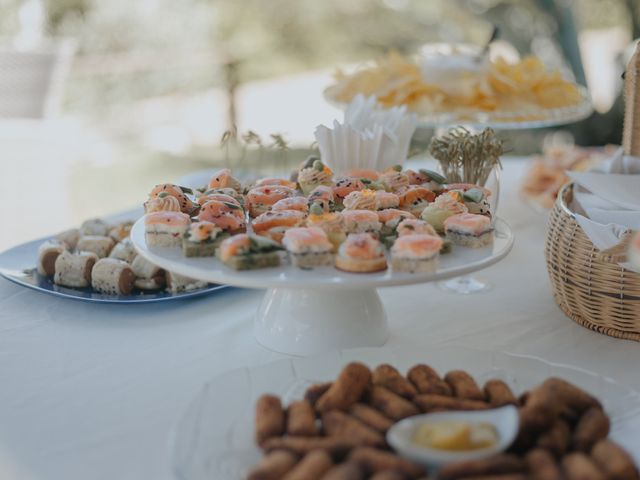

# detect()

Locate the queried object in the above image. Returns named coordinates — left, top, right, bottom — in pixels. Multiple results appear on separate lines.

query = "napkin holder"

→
left=543, top=44, right=640, bottom=341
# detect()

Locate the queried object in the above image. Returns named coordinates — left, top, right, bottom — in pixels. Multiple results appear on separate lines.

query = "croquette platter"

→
left=172, top=346, right=640, bottom=480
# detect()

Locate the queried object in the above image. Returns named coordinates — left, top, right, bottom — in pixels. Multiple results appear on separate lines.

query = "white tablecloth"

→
left=0, top=158, right=638, bottom=480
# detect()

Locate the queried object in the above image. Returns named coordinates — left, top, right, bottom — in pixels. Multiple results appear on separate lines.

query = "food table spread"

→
left=0, top=158, right=639, bottom=480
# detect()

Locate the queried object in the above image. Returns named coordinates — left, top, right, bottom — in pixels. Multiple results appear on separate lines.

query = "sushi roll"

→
left=272, top=196, right=309, bottom=214
left=444, top=213, right=494, bottom=248
left=217, top=234, right=283, bottom=271
left=108, top=221, right=133, bottom=242
left=53, top=250, right=98, bottom=288
left=341, top=210, right=382, bottom=235
left=182, top=221, right=229, bottom=257
left=251, top=210, right=306, bottom=244
left=297, top=157, right=334, bottom=195
left=144, top=211, right=191, bottom=247
left=305, top=211, right=346, bottom=252
left=397, top=186, right=436, bottom=217
left=282, top=227, right=334, bottom=268
left=91, top=258, right=135, bottom=295
left=131, top=256, right=166, bottom=290
left=335, top=233, right=387, bottom=273
left=391, top=234, right=443, bottom=273
left=165, top=271, right=207, bottom=293
left=343, top=189, right=377, bottom=210
left=37, top=240, right=66, bottom=276
left=55, top=228, right=80, bottom=250
left=380, top=165, right=410, bottom=192
left=198, top=199, right=245, bottom=234
left=396, top=218, right=438, bottom=237
left=308, top=185, right=335, bottom=213
left=245, top=185, right=296, bottom=218
left=333, top=176, right=365, bottom=206
left=207, top=168, right=242, bottom=192
left=80, top=218, right=110, bottom=237
left=76, top=235, right=116, bottom=258
left=420, top=192, right=468, bottom=234
left=144, top=193, right=182, bottom=214
left=109, top=238, right=137, bottom=264
left=148, top=184, right=198, bottom=215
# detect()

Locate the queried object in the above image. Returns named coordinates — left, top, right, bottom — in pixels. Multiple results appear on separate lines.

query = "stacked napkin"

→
left=314, top=95, right=418, bottom=174
left=568, top=147, right=640, bottom=271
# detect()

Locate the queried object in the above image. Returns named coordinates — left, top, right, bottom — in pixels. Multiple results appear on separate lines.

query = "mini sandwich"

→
left=144, top=211, right=191, bottom=247
left=335, top=233, right=387, bottom=273
left=444, top=213, right=494, bottom=248
left=282, top=227, right=334, bottom=268
left=341, top=210, right=382, bottom=235
left=182, top=221, right=229, bottom=257
left=391, top=234, right=443, bottom=273
left=217, top=234, right=283, bottom=270
left=251, top=210, right=306, bottom=244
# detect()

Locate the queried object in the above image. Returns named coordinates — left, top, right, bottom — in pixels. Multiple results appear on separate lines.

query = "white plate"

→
left=325, top=86, right=593, bottom=130
left=130, top=218, right=514, bottom=290
left=170, top=345, right=640, bottom=480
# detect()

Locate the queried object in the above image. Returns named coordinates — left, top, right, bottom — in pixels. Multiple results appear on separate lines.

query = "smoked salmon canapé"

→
left=207, top=168, right=242, bottom=192
left=305, top=211, right=346, bottom=252
left=406, top=168, right=448, bottom=191
left=342, top=168, right=380, bottom=181
left=444, top=213, right=494, bottom=248
left=197, top=199, right=246, bottom=234
left=252, top=177, right=297, bottom=190
left=182, top=221, right=229, bottom=257
left=397, top=185, right=436, bottom=217
left=245, top=185, right=297, bottom=218
left=271, top=196, right=309, bottom=214
left=335, top=233, right=387, bottom=273
left=307, top=185, right=336, bottom=213
left=332, top=176, right=366, bottom=204
left=144, top=211, right=191, bottom=247
left=282, top=227, right=335, bottom=268
left=396, top=218, right=438, bottom=237
left=147, top=184, right=198, bottom=215
left=391, top=234, right=443, bottom=273
left=420, top=193, right=468, bottom=234
left=216, top=233, right=283, bottom=271
left=251, top=210, right=306, bottom=244
left=380, top=166, right=411, bottom=192
left=297, top=158, right=334, bottom=195
left=341, top=209, right=382, bottom=235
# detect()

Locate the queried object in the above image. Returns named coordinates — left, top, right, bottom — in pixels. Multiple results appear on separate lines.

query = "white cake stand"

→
left=131, top=218, right=514, bottom=355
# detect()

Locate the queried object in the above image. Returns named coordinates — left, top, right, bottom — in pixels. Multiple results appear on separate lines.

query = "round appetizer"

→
left=335, top=233, right=387, bottom=273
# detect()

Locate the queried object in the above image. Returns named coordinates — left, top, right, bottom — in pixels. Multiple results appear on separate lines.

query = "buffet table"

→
left=0, top=158, right=638, bottom=480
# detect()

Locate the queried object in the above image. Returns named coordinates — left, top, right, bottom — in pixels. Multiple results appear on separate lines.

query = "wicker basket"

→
left=545, top=182, right=640, bottom=341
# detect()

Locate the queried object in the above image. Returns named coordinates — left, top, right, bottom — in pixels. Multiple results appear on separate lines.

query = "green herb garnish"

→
left=419, top=169, right=447, bottom=185
left=178, top=185, right=194, bottom=195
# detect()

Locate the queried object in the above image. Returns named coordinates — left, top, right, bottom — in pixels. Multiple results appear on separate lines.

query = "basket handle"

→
left=623, top=43, right=640, bottom=156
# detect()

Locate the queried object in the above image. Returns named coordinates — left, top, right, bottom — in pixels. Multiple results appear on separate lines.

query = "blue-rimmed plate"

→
left=0, top=236, right=230, bottom=304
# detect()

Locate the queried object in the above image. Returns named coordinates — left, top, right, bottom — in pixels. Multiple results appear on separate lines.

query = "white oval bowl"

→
left=386, top=405, right=519, bottom=468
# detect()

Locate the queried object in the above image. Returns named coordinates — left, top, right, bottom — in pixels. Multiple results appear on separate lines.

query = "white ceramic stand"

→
left=255, top=287, right=388, bottom=355
left=130, top=218, right=514, bottom=356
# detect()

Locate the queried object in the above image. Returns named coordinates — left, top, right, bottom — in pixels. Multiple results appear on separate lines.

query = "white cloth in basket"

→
left=568, top=147, right=640, bottom=271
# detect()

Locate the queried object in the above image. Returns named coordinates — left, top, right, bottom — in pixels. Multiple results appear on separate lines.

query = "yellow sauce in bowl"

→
left=412, top=421, right=499, bottom=451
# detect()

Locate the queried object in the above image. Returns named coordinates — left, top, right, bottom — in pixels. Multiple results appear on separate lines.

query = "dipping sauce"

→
left=413, top=421, right=499, bottom=451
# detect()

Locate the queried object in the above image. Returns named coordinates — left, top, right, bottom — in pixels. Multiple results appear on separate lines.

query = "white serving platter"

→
left=131, top=218, right=514, bottom=355
left=170, top=345, right=640, bottom=480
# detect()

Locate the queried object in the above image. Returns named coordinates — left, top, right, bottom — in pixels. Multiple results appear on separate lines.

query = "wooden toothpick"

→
left=623, top=43, right=640, bottom=156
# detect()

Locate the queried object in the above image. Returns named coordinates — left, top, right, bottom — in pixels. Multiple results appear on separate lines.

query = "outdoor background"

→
left=0, top=0, right=638, bottom=249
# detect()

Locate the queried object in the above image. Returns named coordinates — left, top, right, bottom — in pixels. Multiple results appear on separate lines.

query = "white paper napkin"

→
left=314, top=95, right=418, bottom=174
left=568, top=147, right=640, bottom=271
